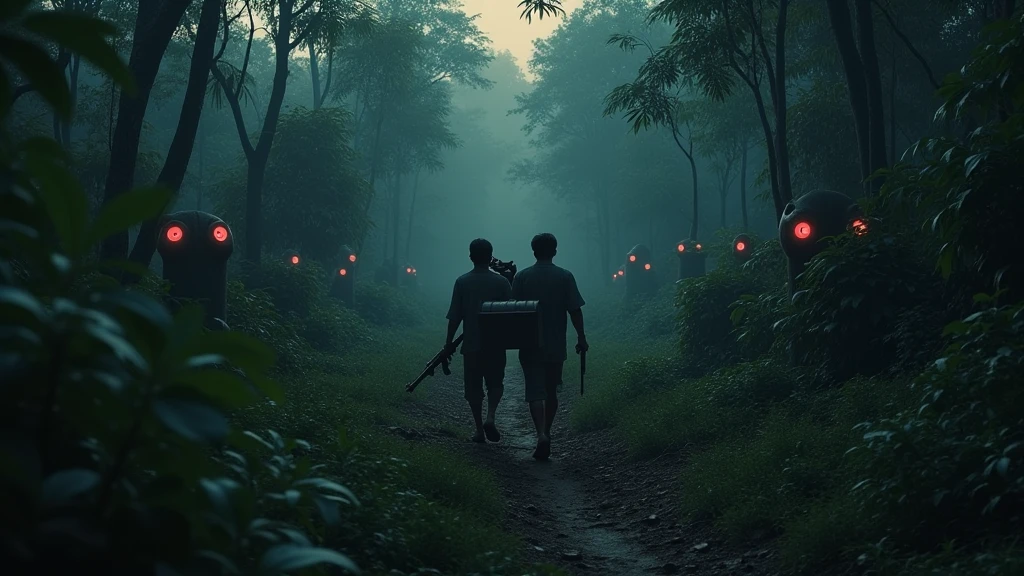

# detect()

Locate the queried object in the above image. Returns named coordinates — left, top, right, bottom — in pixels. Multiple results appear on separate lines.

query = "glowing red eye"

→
left=852, top=219, right=868, bottom=236
left=165, top=225, right=183, bottom=242
left=406, top=267, right=412, bottom=273
left=629, top=255, right=636, bottom=262
left=212, top=225, right=228, bottom=242
left=339, top=268, right=347, bottom=276
left=794, top=222, right=812, bottom=239
left=291, top=255, right=299, bottom=264
left=617, top=270, right=623, bottom=275
left=412, top=268, right=416, bottom=274
left=644, top=263, right=651, bottom=270
left=677, top=244, right=685, bottom=252
left=695, top=244, right=702, bottom=251
left=349, top=254, right=357, bottom=262
left=736, top=242, right=746, bottom=251
left=612, top=274, right=617, bottom=279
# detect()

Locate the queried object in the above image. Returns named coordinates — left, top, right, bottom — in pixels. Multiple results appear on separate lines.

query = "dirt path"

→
left=399, top=358, right=778, bottom=576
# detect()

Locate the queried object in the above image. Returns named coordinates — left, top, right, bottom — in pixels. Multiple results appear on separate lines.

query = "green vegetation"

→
left=575, top=10, right=1024, bottom=575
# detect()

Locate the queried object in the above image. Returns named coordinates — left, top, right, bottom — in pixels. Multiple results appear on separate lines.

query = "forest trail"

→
left=399, top=354, right=778, bottom=575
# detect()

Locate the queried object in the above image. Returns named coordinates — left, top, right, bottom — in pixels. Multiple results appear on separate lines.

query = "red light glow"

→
left=339, top=268, right=347, bottom=276
left=406, top=267, right=412, bottom=273
left=212, top=225, right=228, bottom=242
left=644, top=263, right=651, bottom=270
left=165, top=225, right=183, bottom=243
left=348, top=254, right=357, bottom=262
left=852, top=219, right=868, bottom=236
left=677, top=244, right=685, bottom=252
left=794, top=222, right=812, bottom=239
left=736, top=241, right=746, bottom=251
left=695, top=243, right=702, bottom=251
left=617, top=270, right=623, bottom=276
left=629, top=255, right=636, bottom=262
left=412, top=268, right=417, bottom=274
left=613, top=274, right=617, bottom=279
left=291, top=255, right=299, bottom=265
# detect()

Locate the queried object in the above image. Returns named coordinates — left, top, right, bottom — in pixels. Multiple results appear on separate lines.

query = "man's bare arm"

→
left=569, top=309, right=588, bottom=352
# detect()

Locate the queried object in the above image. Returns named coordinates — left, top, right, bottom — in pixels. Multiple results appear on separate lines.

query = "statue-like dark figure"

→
left=778, top=190, right=865, bottom=295
left=331, top=245, right=357, bottom=306
left=625, top=244, right=656, bottom=297
left=284, top=249, right=301, bottom=267
left=732, top=234, right=753, bottom=264
left=675, top=239, right=707, bottom=281
left=157, top=211, right=232, bottom=330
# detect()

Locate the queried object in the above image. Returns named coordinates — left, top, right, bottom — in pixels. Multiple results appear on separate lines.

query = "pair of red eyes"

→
left=676, top=243, right=702, bottom=252
left=165, top=225, right=228, bottom=243
left=406, top=267, right=417, bottom=274
left=791, top=219, right=867, bottom=240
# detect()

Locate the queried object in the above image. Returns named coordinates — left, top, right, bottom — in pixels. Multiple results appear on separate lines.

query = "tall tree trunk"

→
left=599, top=189, right=612, bottom=284
left=391, top=171, right=402, bottom=285
left=773, top=0, right=793, bottom=206
left=889, top=34, right=897, bottom=166
left=126, top=0, right=220, bottom=272
left=855, top=0, right=888, bottom=194
left=197, top=117, right=205, bottom=210
left=669, top=124, right=700, bottom=240
left=827, top=0, right=871, bottom=196
left=99, top=0, right=192, bottom=260
left=309, top=41, right=321, bottom=109
left=404, top=167, right=421, bottom=262
left=243, top=3, right=295, bottom=264
left=740, top=140, right=749, bottom=231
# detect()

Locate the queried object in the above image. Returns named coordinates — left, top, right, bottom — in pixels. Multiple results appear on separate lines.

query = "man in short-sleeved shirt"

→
left=511, top=233, right=588, bottom=461
left=445, top=238, right=513, bottom=444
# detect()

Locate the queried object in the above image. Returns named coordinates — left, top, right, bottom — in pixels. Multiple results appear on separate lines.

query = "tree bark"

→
left=826, top=0, right=872, bottom=196
left=855, top=0, right=888, bottom=193
left=739, top=140, right=749, bottom=231
left=99, top=0, right=192, bottom=260
left=127, top=0, right=220, bottom=272
left=391, top=171, right=402, bottom=285
left=309, top=40, right=321, bottom=109
left=404, top=166, right=421, bottom=262
left=773, top=0, right=793, bottom=205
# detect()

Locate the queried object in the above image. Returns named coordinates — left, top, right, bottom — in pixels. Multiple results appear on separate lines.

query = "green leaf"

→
left=94, top=289, right=173, bottom=330
left=259, top=544, right=359, bottom=574
left=20, top=138, right=88, bottom=255
left=293, top=477, right=360, bottom=506
left=41, top=468, right=100, bottom=506
left=22, top=10, right=136, bottom=96
left=172, top=368, right=255, bottom=408
left=88, top=186, right=173, bottom=247
left=152, top=398, right=229, bottom=443
left=0, top=33, right=71, bottom=118
left=201, top=330, right=277, bottom=378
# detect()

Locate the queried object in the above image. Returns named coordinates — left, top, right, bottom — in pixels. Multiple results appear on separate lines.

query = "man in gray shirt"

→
left=511, top=233, right=588, bottom=461
left=445, top=238, right=513, bottom=443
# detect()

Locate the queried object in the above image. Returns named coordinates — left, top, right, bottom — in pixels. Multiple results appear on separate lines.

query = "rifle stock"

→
left=406, top=334, right=464, bottom=393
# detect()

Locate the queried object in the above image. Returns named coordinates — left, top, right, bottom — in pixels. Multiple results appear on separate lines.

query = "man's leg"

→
left=521, top=351, right=550, bottom=460
left=464, top=353, right=486, bottom=442
left=483, top=350, right=506, bottom=442
left=544, top=361, right=563, bottom=438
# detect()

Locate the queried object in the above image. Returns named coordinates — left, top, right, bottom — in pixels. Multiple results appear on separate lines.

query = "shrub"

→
left=675, top=266, right=761, bottom=375
left=354, top=282, right=423, bottom=327
left=775, top=228, right=936, bottom=381
left=853, top=299, right=1024, bottom=564
left=1, top=126, right=358, bottom=575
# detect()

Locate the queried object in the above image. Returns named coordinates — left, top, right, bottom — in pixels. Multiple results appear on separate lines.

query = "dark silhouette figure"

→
left=157, top=210, right=232, bottom=330
left=444, top=239, right=513, bottom=444
left=511, top=233, right=588, bottom=461
left=675, top=239, right=707, bottom=281
left=779, top=190, right=864, bottom=295
left=732, top=234, right=753, bottom=263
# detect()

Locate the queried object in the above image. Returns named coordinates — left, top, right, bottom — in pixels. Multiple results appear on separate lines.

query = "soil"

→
left=396, top=358, right=781, bottom=576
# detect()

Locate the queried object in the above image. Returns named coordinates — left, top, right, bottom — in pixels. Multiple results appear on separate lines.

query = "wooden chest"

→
left=479, top=300, right=543, bottom=351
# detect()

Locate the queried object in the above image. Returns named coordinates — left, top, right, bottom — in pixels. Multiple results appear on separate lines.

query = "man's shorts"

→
left=519, top=351, right=563, bottom=402
left=463, top=349, right=507, bottom=402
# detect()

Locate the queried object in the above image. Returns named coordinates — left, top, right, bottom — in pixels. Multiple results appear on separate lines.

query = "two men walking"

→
left=444, top=233, right=588, bottom=460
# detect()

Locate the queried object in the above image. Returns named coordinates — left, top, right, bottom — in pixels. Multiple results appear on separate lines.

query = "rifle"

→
left=406, top=334, right=464, bottom=393
left=489, top=257, right=517, bottom=284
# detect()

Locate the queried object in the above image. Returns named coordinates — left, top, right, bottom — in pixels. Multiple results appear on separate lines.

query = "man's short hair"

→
left=469, top=238, right=493, bottom=265
left=531, top=233, right=557, bottom=260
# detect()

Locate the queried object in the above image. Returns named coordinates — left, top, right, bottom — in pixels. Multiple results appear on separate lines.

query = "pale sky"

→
left=460, top=0, right=583, bottom=79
